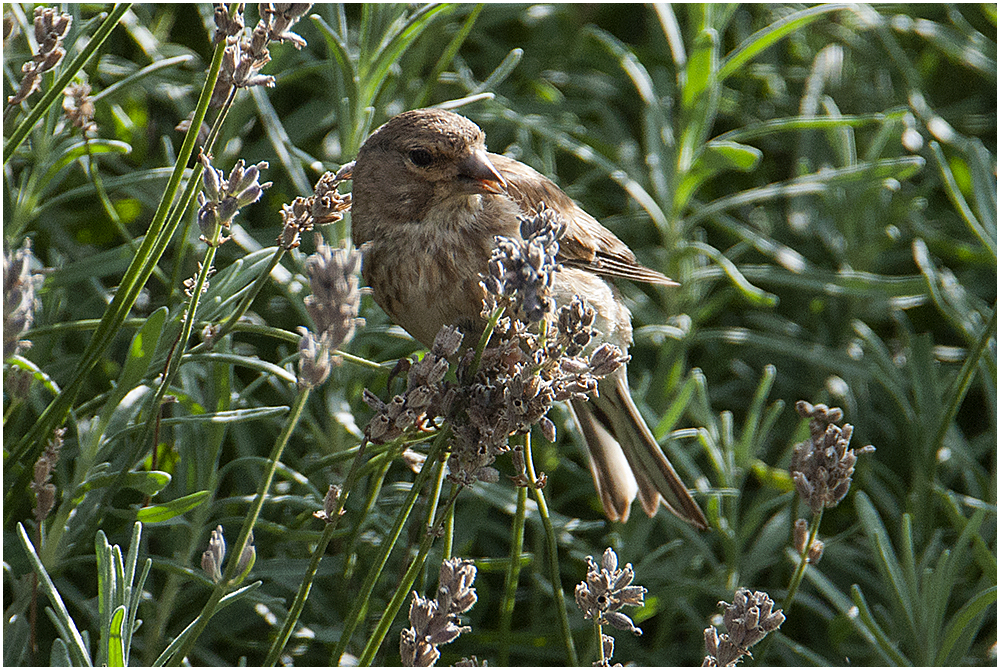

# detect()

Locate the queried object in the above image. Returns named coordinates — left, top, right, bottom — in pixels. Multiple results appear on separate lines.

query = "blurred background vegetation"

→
left=3, top=3, right=995, bottom=666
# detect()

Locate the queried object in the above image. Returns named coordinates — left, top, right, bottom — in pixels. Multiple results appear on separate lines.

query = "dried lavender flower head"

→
left=8, top=8, right=72, bottom=106
left=789, top=401, right=875, bottom=514
left=62, top=82, right=97, bottom=136
left=4, top=240, right=43, bottom=360
left=196, top=155, right=271, bottom=241
left=361, top=325, right=461, bottom=445
left=279, top=171, right=352, bottom=249
left=400, top=557, right=478, bottom=667
left=703, top=588, right=784, bottom=667
left=303, top=237, right=363, bottom=353
left=259, top=3, right=313, bottom=48
left=31, top=428, right=65, bottom=524
left=297, top=327, right=332, bottom=389
left=484, top=204, right=565, bottom=323
left=574, top=547, right=647, bottom=636
left=201, top=525, right=227, bottom=583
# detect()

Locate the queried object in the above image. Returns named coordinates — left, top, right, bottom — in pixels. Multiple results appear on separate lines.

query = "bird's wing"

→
left=490, top=153, right=677, bottom=286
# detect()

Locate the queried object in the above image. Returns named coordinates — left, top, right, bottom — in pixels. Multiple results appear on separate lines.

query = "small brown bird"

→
left=349, top=108, right=708, bottom=530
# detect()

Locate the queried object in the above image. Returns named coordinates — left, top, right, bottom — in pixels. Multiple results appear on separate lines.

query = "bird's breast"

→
left=360, top=206, right=503, bottom=349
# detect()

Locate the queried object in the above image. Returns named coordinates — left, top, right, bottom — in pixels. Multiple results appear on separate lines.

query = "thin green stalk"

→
left=4, top=4, right=132, bottom=159
left=165, top=388, right=312, bottom=665
left=524, top=433, right=578, bottom=666
left=329, top=429, right=450, bottom=665
left=425, top=452, right=448, bottom=529
left=468, top=304, right=505, bottom=376
left=356, top=474, right=463, bottom=667
left=442, top=483, right=457, bottom=560
left=264, top=518, right=340, bottom=666
left=498, top=442, right=529, bottom=666
left=264, top=440, right=372, bottom=666
left=754, top=511, right=824, bottom=664
left=342, top=458, right=392, bottom=580
left=594, top=619, right=605, bottom=665
left=782, top=511, right=822, bottom=616
left=134, top=225, right=222, bottom=462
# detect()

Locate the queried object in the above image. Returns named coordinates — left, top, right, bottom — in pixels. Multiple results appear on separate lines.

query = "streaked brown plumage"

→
left=349, top=107, right=708, bottom=530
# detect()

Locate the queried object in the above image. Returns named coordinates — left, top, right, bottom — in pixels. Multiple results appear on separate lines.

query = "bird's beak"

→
left=458, top=149, right=507, bottom=194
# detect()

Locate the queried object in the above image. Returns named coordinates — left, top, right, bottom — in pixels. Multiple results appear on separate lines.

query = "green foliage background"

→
left=3, top=3, right=996, bottom=666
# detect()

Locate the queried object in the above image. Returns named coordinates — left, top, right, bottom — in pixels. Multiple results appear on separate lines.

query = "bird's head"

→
left=351, top=108, right=507, bottom=240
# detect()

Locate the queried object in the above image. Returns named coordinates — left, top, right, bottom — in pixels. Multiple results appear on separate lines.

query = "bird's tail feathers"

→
left=574, top=369, right=709, bottom=530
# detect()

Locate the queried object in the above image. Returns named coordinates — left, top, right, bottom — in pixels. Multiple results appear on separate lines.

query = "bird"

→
left=347, top=107, right=708, bottom=530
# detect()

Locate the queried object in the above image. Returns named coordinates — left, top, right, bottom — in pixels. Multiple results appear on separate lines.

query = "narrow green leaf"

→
left=850, top=584, right=911, bottom=666
left=43, top=140, right=132, bottom=184
left=151, top=582, right=263, bottom=666
left=687, top=241, right=778, bottom=306
left=95, top=531, right=113, bottom=666
left=121, top=307, right=168, bottom=390
left=126, top=558, right=152, bottom=665
left=474, top=47, right=523, bottom=95
left=17, top=524, right=92, bottom=666
left=3, top=611, right=29, bottom=666
left=735, top=364, right=776, bottom=466
left=653, top=373, right=697, bottom=440
left=92, top=54, right=196, bottom=102
left=123, top=523, right=143, bottom=612
left=107, top=606, right=127, bottom=667
left=935, top=487, right=998, bottom=574
left=49, top=638, right=72, bottom=667
left=136, top=490, right=211, bottom=524
left=702, top=140, right=764, bottom=172
left=682, top=28, right=717, bottom=111
left=935, top=586, right=998, bottom=666
left=715, top=113, right=898, bottom=143
left=686, top=156, right=925, bottom=226
left=79, top=470, right=171, bottom=496
left=718, top=4, right=851, bottom=80
left=855, top=493, right=917, bottom=636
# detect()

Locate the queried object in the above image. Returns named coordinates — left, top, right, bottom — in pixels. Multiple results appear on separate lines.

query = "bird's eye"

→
left=408, top=148, right=433, bottom=167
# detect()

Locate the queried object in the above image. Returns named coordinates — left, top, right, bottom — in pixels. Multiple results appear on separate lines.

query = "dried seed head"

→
left=485, top=204, right=565, bottom=323
left=574, top=547, right=646, bottom=636
left=790, top=402, right=875, bottom=514
left=807, top=539, right=825, bottom=565
left=297, top=327, right=332, bottom=389
left=62, top=83, right=97, bottom=136
left=303, top=238, right=363, bottom=353
left=8, top=8, right=72, bottom=106
left=212, top=3, right=245, bottom=42
left=314, top=483, right=343, bottom=522
left=236, top=530, right=256, bottom=578
left=259, top=3, right=312, bottom=48
left=31, top=428, right=65, bottom=523
left=704, top=588, right=784, bottom=666
left=557, top=295, right=596, bottom=356
left=202, top=525, right=226, bottom=583
left=400, top=558, right=478, bottom=666
left=4, top=240, right=42, bottom=360
left=793, top=518, right=809, bottom=554
left=196, top=155, right=271, bottom=241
